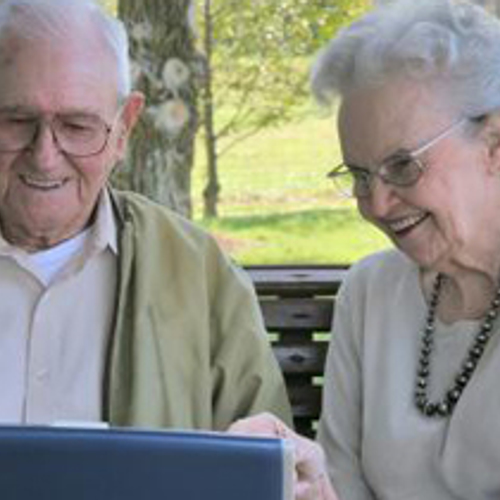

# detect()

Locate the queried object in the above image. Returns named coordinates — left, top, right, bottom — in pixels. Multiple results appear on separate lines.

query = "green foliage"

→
left=211, top=0, right=368, bottom=57
left=203, top=0, right=371, bottom=140
left=199, top=0, right=370, bottom=217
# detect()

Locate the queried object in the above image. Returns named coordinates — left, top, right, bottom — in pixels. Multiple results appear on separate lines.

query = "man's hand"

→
left=228, top=412, right=339, bottom=500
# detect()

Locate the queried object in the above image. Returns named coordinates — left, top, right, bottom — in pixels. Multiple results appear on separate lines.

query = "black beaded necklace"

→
left=414, top=273, right=500, bottom=417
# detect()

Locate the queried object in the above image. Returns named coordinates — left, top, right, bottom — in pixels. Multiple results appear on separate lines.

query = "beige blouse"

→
left=318, top=249, right=500, bottom=500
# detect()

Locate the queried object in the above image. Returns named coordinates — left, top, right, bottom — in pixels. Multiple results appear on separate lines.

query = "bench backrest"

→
left=245, top=265, right=348, bottom=438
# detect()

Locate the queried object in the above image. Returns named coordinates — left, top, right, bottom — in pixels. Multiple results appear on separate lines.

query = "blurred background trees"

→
left=102, top=0, right=388, bottom=263
left=199, top=0, right=367, bottom=217
left=108, top=0, right=367, bottom=219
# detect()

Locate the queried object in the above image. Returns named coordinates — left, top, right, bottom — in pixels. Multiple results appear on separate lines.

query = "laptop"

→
left=0, top=425, right=293, bottom=500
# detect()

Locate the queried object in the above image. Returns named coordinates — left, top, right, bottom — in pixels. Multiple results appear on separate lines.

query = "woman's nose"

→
left=361, top=176, right=399, bottom=218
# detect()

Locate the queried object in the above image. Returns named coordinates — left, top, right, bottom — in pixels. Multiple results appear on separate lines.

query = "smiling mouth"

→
left=388, top=212, right=429, bottom=235
left=20, top=175, right=67, bottom=191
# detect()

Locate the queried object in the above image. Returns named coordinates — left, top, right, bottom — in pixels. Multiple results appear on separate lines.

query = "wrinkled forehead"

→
left=337, top=78, right=456, bottom=162
left=0, top=32, right=119, bottom=116
left=0, top=7, right=119, bottom=90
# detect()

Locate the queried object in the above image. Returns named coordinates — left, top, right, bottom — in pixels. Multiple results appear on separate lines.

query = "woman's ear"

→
left=480, top=113, right=500, bottom=172
left=115, top=91, right=145, bottom=160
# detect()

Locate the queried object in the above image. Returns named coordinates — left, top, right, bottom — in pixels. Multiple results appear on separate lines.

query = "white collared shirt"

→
left=0, top=190, right=118, bottom=424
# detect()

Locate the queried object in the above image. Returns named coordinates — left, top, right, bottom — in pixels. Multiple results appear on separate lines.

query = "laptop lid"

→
left=0, top=425, right=293, bottom=500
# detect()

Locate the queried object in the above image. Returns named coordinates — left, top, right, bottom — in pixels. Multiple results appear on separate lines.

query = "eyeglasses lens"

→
left=0, top=112, right=111, bottom=157
left=380, top=154, right=423, bottom=187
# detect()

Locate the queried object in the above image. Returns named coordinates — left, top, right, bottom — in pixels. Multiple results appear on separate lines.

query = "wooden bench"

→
left=245, top=265, right=349, bottom=438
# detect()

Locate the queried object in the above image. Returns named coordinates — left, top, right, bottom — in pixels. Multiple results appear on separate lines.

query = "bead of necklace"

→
left=414, top=273, right=500, bottom=417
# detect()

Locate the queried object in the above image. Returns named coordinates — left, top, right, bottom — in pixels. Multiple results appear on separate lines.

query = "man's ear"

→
left=115, top=91, right=145, bottom=160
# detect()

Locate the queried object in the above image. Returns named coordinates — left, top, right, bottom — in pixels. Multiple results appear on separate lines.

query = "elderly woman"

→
left=231, top=0, right=500, bottom=499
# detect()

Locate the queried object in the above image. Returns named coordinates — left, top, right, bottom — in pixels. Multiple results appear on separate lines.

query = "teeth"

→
left=21, top=175, right=64, bottom=189
left=389, top=213, right=427, bottom=232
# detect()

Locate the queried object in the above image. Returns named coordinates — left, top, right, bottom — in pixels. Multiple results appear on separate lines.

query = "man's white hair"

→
left=0, top=0, right=131, bottom=98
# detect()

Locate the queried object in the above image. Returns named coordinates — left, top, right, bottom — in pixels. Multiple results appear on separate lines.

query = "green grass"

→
left=200, top=206, right=391, bottom=264
left=192, top=103, right=339, bottom=218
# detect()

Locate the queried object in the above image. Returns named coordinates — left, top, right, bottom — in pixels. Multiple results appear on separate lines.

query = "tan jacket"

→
left=103, top=190, right=292, bottom=430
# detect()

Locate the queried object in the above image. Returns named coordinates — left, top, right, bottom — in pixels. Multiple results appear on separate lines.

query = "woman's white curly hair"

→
left=311, top=0, right=500, bottom=117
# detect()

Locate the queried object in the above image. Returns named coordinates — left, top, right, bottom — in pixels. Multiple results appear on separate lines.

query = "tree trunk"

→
left=201, top=0, right=220, bottom=218
left=115, top=0, right=199, bottom=218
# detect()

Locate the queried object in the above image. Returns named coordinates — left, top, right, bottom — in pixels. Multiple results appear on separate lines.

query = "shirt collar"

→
left=92, top=188, right=118, bottom=255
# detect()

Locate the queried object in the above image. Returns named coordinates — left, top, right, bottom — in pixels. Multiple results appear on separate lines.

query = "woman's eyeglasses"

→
left=327, top=117, right=470, bottom=198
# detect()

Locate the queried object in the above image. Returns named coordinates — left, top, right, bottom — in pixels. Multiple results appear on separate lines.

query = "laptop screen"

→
left=0, top=425, right=293, bottom=500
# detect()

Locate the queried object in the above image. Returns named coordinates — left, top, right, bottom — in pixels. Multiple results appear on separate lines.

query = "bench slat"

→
left=245, top=264, right=348, bottom=437
left=272, top=344, right=328, bottom=375
left=287, top=384, right=322, bottom=419
left=259, top=298, right=334, bottom=331
left=247, top=265, right=348, bottom=297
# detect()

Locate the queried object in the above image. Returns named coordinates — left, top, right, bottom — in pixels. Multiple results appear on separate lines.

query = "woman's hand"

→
left=228, top=412, right=339, bottom=500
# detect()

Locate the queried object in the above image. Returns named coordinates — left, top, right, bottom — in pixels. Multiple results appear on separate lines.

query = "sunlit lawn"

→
left=200, top=207, right=390, bottom=264
left=192, top=104, right=338, bottom=218
left=192, top=103, right=392, bottom=264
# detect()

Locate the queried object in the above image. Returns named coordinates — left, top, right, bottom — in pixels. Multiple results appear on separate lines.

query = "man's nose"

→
left=29, top=121, right=61, bottom=167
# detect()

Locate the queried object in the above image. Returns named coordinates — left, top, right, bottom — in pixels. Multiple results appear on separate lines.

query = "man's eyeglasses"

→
left=327, top=117, right=472, bottom=198
left=0, top=109, right=120, bottom=157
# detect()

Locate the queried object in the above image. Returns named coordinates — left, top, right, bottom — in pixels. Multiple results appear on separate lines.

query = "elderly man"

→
left=0, top=0, right=291, bottom=430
